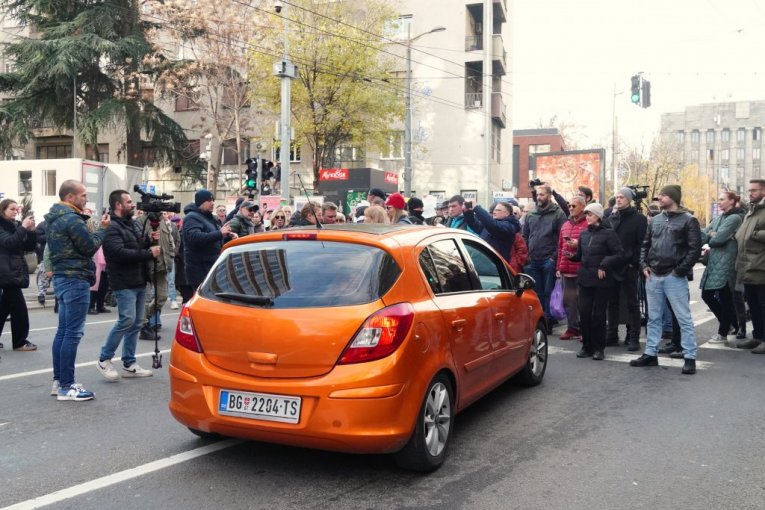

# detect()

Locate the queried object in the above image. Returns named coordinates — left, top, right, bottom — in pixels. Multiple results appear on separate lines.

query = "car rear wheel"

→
left=514, top=322, right=548, bottom=386
left=394, top=373, right=453, bottom=472
left=188, top=427, right=221, bottom=440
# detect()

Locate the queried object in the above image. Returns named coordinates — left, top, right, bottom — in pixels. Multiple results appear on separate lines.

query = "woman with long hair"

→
left=364, top=205, right=389, bottom=224
left=268, top=208, right=289, bottom=230
left=0, top=198, right=38, bottom=353
left=700, top=191, right=743, bottom=344
left=384, top=193, right=412, bottom=224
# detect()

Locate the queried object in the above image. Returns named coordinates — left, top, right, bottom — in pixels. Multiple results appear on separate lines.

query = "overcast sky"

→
left=512, top=0, right=765, bottom=150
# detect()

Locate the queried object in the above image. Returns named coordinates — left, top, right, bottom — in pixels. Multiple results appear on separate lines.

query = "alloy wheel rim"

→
left=530, top=329, right=547, bottom=376
left=423, top=382, right=451, bottom=457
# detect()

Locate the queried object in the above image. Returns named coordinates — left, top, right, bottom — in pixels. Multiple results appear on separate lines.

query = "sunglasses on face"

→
left=273, top=215, right=285, bottom=219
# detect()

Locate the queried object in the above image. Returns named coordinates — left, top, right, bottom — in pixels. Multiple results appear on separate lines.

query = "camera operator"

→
left=136, top=207, right=176, bottom=340
left=529, top=178, right=570, bottom=216
left=96, top=190, right=160, bottom=380
left=182, top=190, right=238, bottom=291
left=604, top=187, right=648, bottom=351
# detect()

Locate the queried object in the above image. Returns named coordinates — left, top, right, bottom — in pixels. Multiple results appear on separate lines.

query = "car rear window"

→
left=198, top=241, right=401, bottom=308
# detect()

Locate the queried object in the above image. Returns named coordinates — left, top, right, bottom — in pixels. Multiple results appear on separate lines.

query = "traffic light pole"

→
left=279, top=8, right=292, bottom=203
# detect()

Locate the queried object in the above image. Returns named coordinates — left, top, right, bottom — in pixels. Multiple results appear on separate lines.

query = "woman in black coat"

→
left=568, top=203, right=624, bottom=360
left=0, top=199, right=38, bottom=352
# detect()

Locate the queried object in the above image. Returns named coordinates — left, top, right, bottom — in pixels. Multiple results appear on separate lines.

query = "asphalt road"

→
left=1, top=270, right=764, bottom=510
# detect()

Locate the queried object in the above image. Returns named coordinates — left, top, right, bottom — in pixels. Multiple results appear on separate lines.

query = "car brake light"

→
left=282, top=233, right=318, bottom=241
left=175, top=306, right=203, bottom=353
left=338, top=303, right=415, bottom=364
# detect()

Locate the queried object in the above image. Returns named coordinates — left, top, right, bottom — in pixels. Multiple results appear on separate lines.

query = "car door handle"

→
left=494, top=313, right=506, bottom=321
left=451, top=319, right=467, bottom=331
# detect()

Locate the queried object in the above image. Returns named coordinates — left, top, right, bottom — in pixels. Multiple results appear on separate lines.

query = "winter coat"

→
left=522, top=202, right=567, bottom=262
left=604, top=206, right=648, bottom=269
left=735, top=201, right=765, bottom=285
left=0, top=217, right=37, bottom=288
left=640, top=207, right=701, bottom=280
left=34, top=220, right=47, bottom=262
left=445, top=215, right=477, bottom=233
left=44, top=202, right=105, bottom=285
left=228, top=212, right=255, bottom=238
left=408, top=213, right=426, bottom=225
left=570, top=223, right=624, bottom=288
left=556, top=214, right=588, bottom=276
left=464, top=206, right=520, bottom=261
left=509, top=233, right=528, bottom=273
left=182, top=203, right=225, bottom=288
left=102, top=214, right=155, bottom=290
left=700, top=209, right=742, bottom=290
left=135, top=215, right=175, bottom=273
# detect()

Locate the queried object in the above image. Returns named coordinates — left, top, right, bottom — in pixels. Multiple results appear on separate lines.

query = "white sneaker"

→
left=170, top=300, right=179, bottom=310
left=122, top=363, right=153, bottom=378
left=708, top=334, right=728, bottom=344
left=50, top=380, right=60, bottom=396
left=97, top=359, right=120, bottom=381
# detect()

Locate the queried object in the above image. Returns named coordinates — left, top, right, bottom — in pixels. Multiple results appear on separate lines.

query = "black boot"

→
left=682, top=358, right=696, bottom=375
left=630, top=353, right=658, bottom=367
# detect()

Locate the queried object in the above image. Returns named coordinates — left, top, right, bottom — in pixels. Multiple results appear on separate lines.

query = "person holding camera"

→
left=604, top=187, right=648, bottom=351
left=463, top=201, right=520, bottom=262
left=529, top=178, right=570, bottom=216
left=96, top=190, right=160, bottom=380
left=182, top=190, right=238, bottom=291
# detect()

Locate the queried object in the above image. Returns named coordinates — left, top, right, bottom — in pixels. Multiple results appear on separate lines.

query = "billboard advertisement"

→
left=531, top=149, right=606, bottom=202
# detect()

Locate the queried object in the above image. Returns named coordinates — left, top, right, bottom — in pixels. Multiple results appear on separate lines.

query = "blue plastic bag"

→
left=550, top=279, right=566, bottom=320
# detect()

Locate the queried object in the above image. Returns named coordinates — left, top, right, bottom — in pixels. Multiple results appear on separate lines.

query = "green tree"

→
left=0, top=0, right=188, bottom=166
left=249, top=0, right=403, bottom=190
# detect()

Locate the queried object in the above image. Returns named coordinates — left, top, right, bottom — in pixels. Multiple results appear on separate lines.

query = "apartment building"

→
left=660, top=100, right=765, bottom=196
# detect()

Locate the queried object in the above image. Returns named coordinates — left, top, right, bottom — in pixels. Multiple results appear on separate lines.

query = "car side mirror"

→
left=515, top=273, right=536, bottom=297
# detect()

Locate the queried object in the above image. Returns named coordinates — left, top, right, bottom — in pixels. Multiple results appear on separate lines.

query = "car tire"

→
left=394, top=373, right=453, bottom=472
left=188, top=427, right=221, bottom=440
left=513, top=322, right=548, bottom=386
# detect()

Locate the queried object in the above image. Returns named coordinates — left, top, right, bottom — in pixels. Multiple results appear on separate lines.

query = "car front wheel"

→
left=394, top=373, right=453, bottom=472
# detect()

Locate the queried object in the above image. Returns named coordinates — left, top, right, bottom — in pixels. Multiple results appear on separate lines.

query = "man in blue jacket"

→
left=464, top=201, right=520, bottom=261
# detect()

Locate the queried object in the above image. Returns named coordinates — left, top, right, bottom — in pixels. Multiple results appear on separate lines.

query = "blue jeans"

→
left=167, top=266, right=177, bottom=302
left=662, top=299, right=673, bottom=332
left=99, top=288, right=146, bottom=366
left=645, top=273, right=697, bottom=359
left=524, top=258, right=557, bottom=320
left=52, top=276, right=91, bottom=389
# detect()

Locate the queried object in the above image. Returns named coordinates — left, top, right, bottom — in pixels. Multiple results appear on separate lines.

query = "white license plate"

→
left=218, top=389, right=301, bottom=424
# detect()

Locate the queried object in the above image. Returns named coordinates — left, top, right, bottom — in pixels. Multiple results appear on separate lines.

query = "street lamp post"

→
left=404, top=25, right=445, bottom=197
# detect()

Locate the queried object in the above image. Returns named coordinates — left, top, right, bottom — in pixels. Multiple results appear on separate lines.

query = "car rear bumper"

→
left=168, top=346, right=424, bottom=454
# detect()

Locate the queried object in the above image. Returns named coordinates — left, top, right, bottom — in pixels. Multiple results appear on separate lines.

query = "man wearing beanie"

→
left=631, top=184, right=701, bottom=374
left=406, top=197, right=426, bottom=225
left=604, top=187, right=648, bottom=351
left=181, top=190, right=238, bottom=291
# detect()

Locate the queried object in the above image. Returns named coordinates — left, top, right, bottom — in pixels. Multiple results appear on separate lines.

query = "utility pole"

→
left=276, top=2, right=295, bottom=203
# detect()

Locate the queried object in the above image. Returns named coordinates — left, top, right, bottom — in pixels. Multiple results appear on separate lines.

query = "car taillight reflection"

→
left=338, top=303, right=415, bottom=364
left=175, top=306, right=203, bottom=353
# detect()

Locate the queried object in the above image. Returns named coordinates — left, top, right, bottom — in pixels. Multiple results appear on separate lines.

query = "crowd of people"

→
left=3, top=177, right=763, bottom=400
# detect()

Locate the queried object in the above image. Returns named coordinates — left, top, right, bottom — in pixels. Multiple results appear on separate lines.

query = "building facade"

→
left=512, top=128, right=566, bottom=199
left=660, top=101, right=765, bottom=196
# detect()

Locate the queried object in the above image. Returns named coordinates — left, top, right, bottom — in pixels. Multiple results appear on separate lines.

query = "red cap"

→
left=385, top=192, right=406, bottom=210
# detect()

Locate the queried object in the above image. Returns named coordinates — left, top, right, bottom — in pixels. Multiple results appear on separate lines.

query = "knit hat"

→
left=194, top=189, right=214, bottom=206
left=169, top=215, right=181, bottom=223
left=584, top=202, right=604, bottom=219
left=407, top=197, right=424, bottom=213
left=660, top=184, right=682, bottom=204
left=385, top=192, right=406, bottom=210
left=619, top=187, right=635, bottom=202
left=368, top=188, right=386, bottom=201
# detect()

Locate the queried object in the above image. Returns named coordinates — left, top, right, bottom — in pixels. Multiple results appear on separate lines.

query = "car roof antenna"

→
left=296, top=173, right=322, bottom=229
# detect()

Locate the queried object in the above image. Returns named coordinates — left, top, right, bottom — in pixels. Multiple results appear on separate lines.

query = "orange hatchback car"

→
left=169, top=224, right=547, bottom=471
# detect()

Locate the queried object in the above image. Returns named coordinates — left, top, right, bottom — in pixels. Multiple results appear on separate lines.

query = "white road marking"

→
left=2, top=312, right=180, bottom=336
left=0, top=350, right=171, bottom=382
left=0, top=439, right=242, bottom=510
left=548, top=345, right=713, bottom=369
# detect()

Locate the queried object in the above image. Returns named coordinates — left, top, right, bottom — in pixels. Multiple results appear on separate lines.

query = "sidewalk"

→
left=23, top=286, right=53, bottom=311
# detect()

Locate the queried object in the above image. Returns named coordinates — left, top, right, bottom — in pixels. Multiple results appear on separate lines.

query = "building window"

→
left=274, top=143, right=301, bottom=163
left=491, top=123, right=501, bottom=163
left=381, top=131, right=404, bottom=160
left=385, top=15, right=412, bottom=40
left=42, top=170, right=57, bottom=196
left=721, top=129, right=730, bottom=143
left=691, top=150, right=699, bottom=162
left=691, top=130, right=700, bottom=145
left=721, top=149, right=729, bottom=161
left=754, top=148, right=761, bottom=161
left=676, top=131, right=684, bottom=144
left=754, top=128, right=761, bottom=141
left=737, top=147, right=745, bottom=160
left=721, top=166, right=729, bottom=182
left=335, top=146, right=362, bottom=162
left=98, top=143, right=109, bottom=163
left=175, top=94, right=198, bottom=112
left=36, top=145, right=72, bottom=159
left=737, top=128, right=746, bottom=143
left=221, top=139, right=250, bottom=165
left=706, top=129, right=715, bottom=144
left=529, top=144, right=551, bottom=155
left=18, top=170, right=31, bottom=195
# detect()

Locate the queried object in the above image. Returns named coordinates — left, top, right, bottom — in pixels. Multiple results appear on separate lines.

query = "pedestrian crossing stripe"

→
left=547, top=346, right=713, bottom=370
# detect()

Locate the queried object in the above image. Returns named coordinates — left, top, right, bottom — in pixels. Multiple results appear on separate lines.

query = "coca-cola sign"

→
left=384, top=172, right=399, bottom=184
left=319, top=168, right=349, bottom=181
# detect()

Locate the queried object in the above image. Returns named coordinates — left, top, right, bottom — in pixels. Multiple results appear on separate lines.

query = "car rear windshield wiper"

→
left=215, top=293, right=274, bottom=306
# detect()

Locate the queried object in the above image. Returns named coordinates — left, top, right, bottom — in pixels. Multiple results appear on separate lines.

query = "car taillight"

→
left=282, top=233, right=318, bottom=240
left=174, top=306, right=202, bottom=353
left=338, top=303, right=415, bottom=364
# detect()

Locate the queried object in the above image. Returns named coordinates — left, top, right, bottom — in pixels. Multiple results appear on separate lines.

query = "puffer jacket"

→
left=570, top=223, right=624, bottom=288
left=640, top=207, right=701, bottom=279
left=0, top=217, right=37, bottom=288
left=464, top=206, right=520, bottom=261
left=556, top=214, right=588, bottom=276
left=228, top=212, right=255, bottom=238
left=182, top=203, right=225, bottom=288
left=735, top=201, right=765, bottom=284
left=700, top=209, right=742, bottom=290
left=522, top=203, right=567, bottom=262
left=44, top=202, right=105, bottom=285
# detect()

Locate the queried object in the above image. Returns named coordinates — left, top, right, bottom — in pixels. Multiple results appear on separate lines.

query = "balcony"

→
left=492, top=34, right=507, bottom=75
left=494, top=0, right=508, bottom=22
left=491, top=92, right=506, bottom=127
left=465, top=92, right=483, bottom=109
left=465, top=35, right=482, bottom=51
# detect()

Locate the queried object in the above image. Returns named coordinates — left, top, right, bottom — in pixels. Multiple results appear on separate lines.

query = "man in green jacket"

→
left=735, top=179, right=765, bottom=352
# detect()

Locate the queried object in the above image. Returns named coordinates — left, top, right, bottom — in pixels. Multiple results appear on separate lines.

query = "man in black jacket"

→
left=631, top=185, right=702, bottom=374
left=96, top=189, right=160, bottom=381
left=604, top=187, right=648, bottom=351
